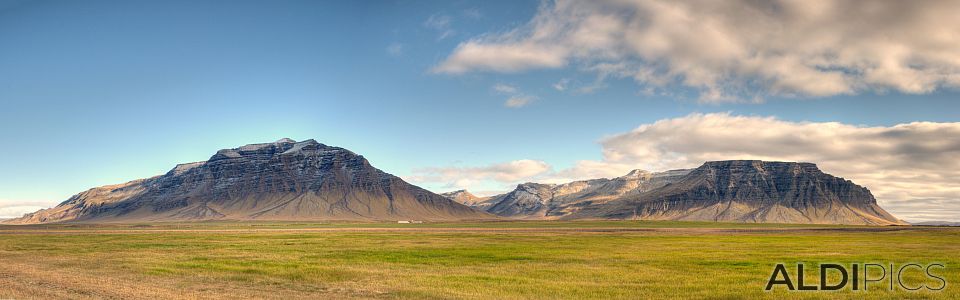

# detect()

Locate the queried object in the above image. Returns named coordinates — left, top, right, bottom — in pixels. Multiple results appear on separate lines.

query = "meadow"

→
left=0, top=221, right=957, bottom=299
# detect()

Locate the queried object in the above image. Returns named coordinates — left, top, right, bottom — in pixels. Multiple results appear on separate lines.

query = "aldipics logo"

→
left=765, top=263, right=946, bottom=291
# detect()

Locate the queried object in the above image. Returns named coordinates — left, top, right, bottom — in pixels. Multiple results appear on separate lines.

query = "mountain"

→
left=912, top=221, right=960, bottom=226
left=567, top=160, right=906, bottom=225
left=4, top=139, right=490, bottom=224
left=440, top=190, right=485, bottom=206
left=480, top=169, right=691, bottom=219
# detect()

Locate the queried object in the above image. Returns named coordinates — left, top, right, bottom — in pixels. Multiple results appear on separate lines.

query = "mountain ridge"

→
left=6, top=141, right=906, bottom=226
left=5, top=139, right=491, bottom=224
left=446, top=160, right=905, bottom=225
left=566, top=160, right=906, bottom=225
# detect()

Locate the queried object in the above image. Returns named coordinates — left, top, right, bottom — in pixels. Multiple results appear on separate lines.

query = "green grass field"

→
left=0, top=221, right=957, bottom=299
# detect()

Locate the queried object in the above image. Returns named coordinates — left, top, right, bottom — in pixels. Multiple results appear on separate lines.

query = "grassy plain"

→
left=0, top=221, right=957, bottom=299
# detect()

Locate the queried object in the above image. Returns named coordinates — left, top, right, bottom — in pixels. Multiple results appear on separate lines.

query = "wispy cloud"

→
left=386, top=42, right=403, bottom=57
left=504, top=95, right=535, bottom=108
left=492, top=83, right=536, bottom=108
left=552, top=78, right=569, bottom=91
left=423, top=14, right=455, bottom=40
left=492, top=83, right=518, bottom=94
left=463, top=8, right=482, bottom=20
left=434, top=0, right=960, bottom=102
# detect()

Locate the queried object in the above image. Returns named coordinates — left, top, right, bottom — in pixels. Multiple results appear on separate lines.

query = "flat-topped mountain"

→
left=568, top=160, right=906, bottom=225
left=5, top=139, right=490, bottom=224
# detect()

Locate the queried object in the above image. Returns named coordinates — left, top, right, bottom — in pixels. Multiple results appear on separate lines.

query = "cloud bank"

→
left=408, top=159, right=551, bottom=192
left=410, top=113, right=960, bottom=222
left=434, top=0, right=960, bottom=102
left=0, top=201, right=54, bottom=218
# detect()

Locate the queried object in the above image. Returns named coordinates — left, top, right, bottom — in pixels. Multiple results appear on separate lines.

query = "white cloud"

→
left=407, top=160, right=552, bottom=190
left=424, top=14, right=455, bottom=40
left=552, top=78, right=569, bottom=91
left=433, top=0, right=960, bottom=102
left=491, top=83, right=537, bottom=108
left=551, top=77, right=610, bottom=95
left=492, top=83, right=518, bottom=94
left=504, top=95, right=536, bottom=108
left=433, top=42, right=567, bottom=73
left=410, top=113, right=960, bottom=222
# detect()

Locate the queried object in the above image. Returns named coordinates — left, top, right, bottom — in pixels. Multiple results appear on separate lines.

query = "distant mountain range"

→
left=454, top=169, right=690, bottom=218
left=4, top=139, right=489, bottom=224
left=911, top=221, right=960, bottom=226
left=445, top=161, right=906, bottom=225
left=5, top=139, right=906, bottom=225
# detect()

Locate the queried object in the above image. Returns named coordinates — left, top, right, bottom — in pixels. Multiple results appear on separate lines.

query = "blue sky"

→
left=1, top=0, right=958, bottom=221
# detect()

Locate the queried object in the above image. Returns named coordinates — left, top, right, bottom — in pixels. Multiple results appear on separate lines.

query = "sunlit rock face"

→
left=568, top=160, right=906, bottom=225
left=6, top=139, right=490, bottom=224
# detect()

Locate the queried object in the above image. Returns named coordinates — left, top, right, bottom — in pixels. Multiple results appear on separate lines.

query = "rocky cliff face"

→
left=6, top=139, right=490, bottom=224
left=482, top=169, right=691, bottom=219
left=568, top=160, right=906, bottom=225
